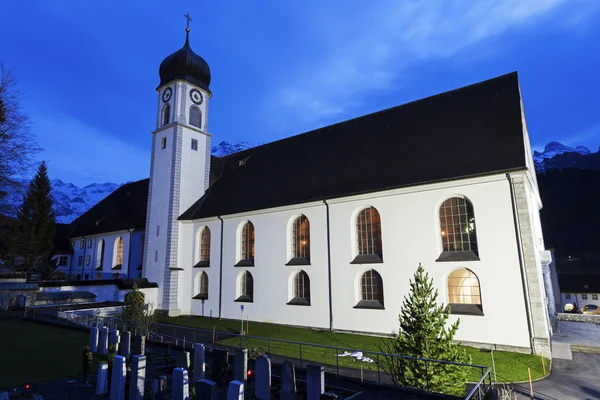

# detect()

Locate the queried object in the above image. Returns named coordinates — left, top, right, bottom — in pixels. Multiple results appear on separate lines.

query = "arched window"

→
left=195, top=227, right=211, bottom=267
left=287, top=215, right=310, bottom=265
left=189, top=105, right=202, bottom=129
left=288, top=270, right=311, bottom=306
left=113, top=237, right=124, bottom=269
left=96, top=239, right=105, bottom=268
left=355, top=269, right=384, bottom=309
left=236, top=222, right=255, bottom=266
left=439, top=197, right=479, bottom=260
left=193, top=272, right=209, bottom=300
left=352, top=207, right=383, bottom=264
left=236, top=271, right=254, bottom=302
left=447, top=269, right=483, bottom=315
left=162, top=104, right=170, bottom=126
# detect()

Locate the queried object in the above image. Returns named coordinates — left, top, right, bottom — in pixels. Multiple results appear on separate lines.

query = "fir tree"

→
left=121, top=283, right=155, bottom=336
left=378, top=263, right=471, bottom=396
left=12, top=161, right=57, bottom=279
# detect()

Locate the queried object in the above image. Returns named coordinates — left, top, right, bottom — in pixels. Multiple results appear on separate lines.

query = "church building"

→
left=69, top=23, right=554, bottom=357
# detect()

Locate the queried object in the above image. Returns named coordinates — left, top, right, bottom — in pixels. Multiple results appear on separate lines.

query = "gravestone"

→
left=151, top=376, right=167, bottom=400
left=195, top=379, right=217, bottom=400
left=193, top=343, right=206, bottom=380
left=130, top=355, right=146, bottom=400
left=120, top=331, right=131, bottom=360
left=226, top=380, right=244, bottom=400
left=110, top=355, right=126, bottom=400
left=133, top=335, right=146, bottom=356
left=306, top=364, right=325, bottom=400
left=211, top=348, right=229, bottom=387
left=89, top=326, right=99, bottom=353
left=95, top=363, right=109, bottom=395
left=109, top=329, right=120, bottom=347
left=234, top=348, right=248, bottom=387
left=280, top=360, right=297, bottom=400
left=172, top=368, right=189, bottom=400
left=99, top=327, right=109, bottom=355
left=255, top=355, right=271, bottom=400
left=183, top=351, right=191, bottom=370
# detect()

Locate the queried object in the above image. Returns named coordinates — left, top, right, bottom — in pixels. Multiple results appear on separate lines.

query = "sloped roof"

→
left=68, top=179, right=149, bottom=238
left=54, top=223, right=73, bottom=254
left=180, top=72, right=527, bottom=220
left=558, top=273, right=600, bottom=293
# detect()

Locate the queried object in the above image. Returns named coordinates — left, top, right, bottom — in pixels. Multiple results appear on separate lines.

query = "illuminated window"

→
left=114, top=237, right=124, bottom=267
left=292, top=215, right=310, bottom=260
left=439, top=197, right=478, bottom=255
left=351, top=207, right=383, bottom=264
left=447, top=269, right=483, bottom=315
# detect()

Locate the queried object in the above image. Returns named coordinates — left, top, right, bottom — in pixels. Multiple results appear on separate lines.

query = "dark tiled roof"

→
left=68, top=179, right=149, bottom=238
left=54, top=223, right=73, bottom=254
left=180, top=72, right=527, bottom=220
left=558, top=273, right=600, bottom=293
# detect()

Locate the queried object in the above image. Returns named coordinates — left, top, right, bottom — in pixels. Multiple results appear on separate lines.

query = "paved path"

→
left=553, top=320, right=600, bottom=348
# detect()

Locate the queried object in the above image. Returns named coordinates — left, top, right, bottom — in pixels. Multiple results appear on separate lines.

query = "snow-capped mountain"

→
left=211, top=140, right=262, bottom=157
left=533, top=141, right=599, bottom=173
left=533, top=141, right=591, bottom=162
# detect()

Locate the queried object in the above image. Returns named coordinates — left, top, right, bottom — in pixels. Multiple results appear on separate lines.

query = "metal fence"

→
left=24, top=308, right=493, bottom=399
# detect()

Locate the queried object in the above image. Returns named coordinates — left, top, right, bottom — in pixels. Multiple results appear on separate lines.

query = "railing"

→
left=24, top=309, right=493, bottom=399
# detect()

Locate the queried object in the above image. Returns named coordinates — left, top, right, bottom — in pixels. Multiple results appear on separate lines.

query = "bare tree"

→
left=0, top=63, right=41, bottom=214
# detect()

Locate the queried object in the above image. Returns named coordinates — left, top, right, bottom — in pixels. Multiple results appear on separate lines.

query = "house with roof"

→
left=58, top=23, right=555, bottom=357
left=558, top=272, right=600, bottom=312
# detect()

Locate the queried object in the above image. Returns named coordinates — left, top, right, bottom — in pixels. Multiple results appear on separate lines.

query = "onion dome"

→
left=158, top=29, right=211, bottom=93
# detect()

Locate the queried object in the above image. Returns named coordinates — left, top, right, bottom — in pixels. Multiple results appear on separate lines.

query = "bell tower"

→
left=143, top=14, right=213, bottom=315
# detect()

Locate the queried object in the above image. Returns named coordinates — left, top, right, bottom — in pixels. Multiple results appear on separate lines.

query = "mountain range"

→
left=2, top=140, right=598, bottom=224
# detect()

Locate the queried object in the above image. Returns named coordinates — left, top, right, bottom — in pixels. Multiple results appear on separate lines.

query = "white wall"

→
left=176, top=173, right=535, bottom=349
left=561, top=293, right=600, bottom=311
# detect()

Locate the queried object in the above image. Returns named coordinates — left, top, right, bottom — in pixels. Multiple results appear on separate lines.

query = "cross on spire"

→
left=184, top=12, right=193, bottom=32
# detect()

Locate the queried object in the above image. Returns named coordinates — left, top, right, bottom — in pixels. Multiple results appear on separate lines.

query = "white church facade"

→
left=66, top=24, right=553, bottom=357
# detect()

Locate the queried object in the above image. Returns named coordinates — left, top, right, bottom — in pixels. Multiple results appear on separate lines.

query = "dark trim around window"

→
left=194, top=261, right=210, bottom=268
left=285, top=257, right=311, bottom=266
left=287, top=297, right=310, bottom=306
left=353, top=300, right=385, bottom=310
left=112, top=264, right=122, bottom=271
left=436, top=251, right=480, bottom=262
left=169, top=267, right=185, bottom=271
left=350, top=254, right=383, bottom=265
left=234, top=259, right=254, bottom=267
left=234, top=295, right=253, bottom=303
left=193, top=293, right=208, bottom=300
left=445, top=304, right=484, bottom=316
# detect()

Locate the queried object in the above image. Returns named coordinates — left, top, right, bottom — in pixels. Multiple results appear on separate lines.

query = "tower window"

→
left=161, top=137, right=167, bottom=149
left=156, top=225, right=160, bottom=237
left=191, top=139, right=198, bottom=151
left=154, top=250, right=158, bottom=262
left=189, top=105, right=202, bottom=129
left=162, top=104, right=170, bottom=126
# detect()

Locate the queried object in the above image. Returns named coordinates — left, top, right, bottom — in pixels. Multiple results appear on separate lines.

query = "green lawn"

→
left=156, top=315, right=549, bottom=383
left=0, top=320, right=101, bottom=389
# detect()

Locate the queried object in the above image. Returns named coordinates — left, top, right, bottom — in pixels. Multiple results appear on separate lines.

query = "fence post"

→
left=335, top=348, right=339, bottom=379
left=377, top=354, right=381, bottom=384
left=299, top=343, right=303, bottom=368
left=425, top=360, right=429, bottom=392
left=268, top=340, right=271, bottom=355
left=239, top=334, right=242, bottom=348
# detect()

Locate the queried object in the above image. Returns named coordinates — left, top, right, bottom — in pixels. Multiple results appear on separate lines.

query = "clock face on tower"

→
left=190, top=88, right=203, bottom=105
left=162, top=87, right=172, bottom=103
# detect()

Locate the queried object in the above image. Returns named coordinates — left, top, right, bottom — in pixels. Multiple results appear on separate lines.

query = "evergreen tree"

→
left=12, top=161, right=57, bottom=279
left=121, top=283, right=155, bottom=336
left=378, top=263, right=471, bottom=396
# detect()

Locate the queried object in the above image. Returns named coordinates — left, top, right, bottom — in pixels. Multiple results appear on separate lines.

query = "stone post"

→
left=306, top=364, right=325, bottom=400
left=193, top=343, right=206, bottom=381
left=99, top=326, right=109, bottom=356
left=120, top=331, right=131, bottom=360
left=130, top=355, right=146, bottom=400
left=89, top=326, right=99, bottom=353
left=254, top=355, right=271, bottom=400
left=195, top=379, right=217, bottom=400
left=95, top=363, right=109, bottom=395
left=109, top=355, right=126, bottom=400
left=234, top=348, right=248, bottom=387
left=226, top=380, right=244, bottom=400
left=172, top=368, right=189, bottom=400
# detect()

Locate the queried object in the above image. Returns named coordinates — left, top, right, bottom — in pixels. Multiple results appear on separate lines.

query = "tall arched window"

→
left=113, top=237, right=124, bottom=269
left=447, top=269, right=483, bottom=315
left=96, top=239, right=105, bottom=269
left=236, top=271, right=254, bottom=302
left=162, top=104, right=170, bottom=126
left=195, top=227, right=211, bottom=267
left=189, top=105, right=202, bottom=129
left=236, top=222, right=255, bottom=266
left=439, top=197, right=478, bottom=261
left=193, top=272, right=209, bottom=300
left=352, top=207, right=383, bottom=264
left=355, top=269, right=384, bottom=309
left=288, top=215, right=310, bottom=265
left=288, top=270, right=311, bottom=306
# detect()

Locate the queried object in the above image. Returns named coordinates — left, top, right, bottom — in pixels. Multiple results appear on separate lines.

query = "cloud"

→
left=266, top=0, right=586, bottom=127
left=32, top=114, right=150, bottom=186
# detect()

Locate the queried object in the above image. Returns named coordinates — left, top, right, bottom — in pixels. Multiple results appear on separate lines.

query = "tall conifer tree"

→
left=379, top=263, right=471, bottom=396
left=13, top=161, right=57, bottom=279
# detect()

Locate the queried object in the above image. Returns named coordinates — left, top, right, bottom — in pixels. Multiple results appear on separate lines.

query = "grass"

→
left=0, top=320, right=104, bottom=389
left=156, top=315, right=549, bottom=383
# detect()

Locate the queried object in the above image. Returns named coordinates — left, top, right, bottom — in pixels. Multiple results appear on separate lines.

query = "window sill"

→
left=234, top=295, right=253, bottom=303
left=169, top=267, right=184, bottom=271
left=193, top=293, right=208, bottom=300
left=111, top=264, right=122, bottom=271
left=350, top=254, right=383, bottom=265
left=234, top=259, right=255, bottom=267
left=194, top=261, right=210, bottom=268
left=95, top=266, right=103, bottom=271
left=435, top=251, right=480, bottom=262
left=287, top=297, right=311, bottom=306
left=353, top=300, right=385, bottom=310
left=285, top=257, right=311, bottom=266
left=445, top=304, right=484, bottom=316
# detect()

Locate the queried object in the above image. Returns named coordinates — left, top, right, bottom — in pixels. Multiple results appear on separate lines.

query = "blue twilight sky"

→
left=1, top=0, right=599, bottom=186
